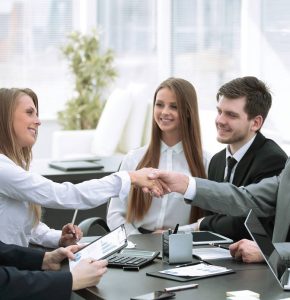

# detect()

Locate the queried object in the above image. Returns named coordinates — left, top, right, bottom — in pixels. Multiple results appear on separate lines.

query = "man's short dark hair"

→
left=216, top=76, right=272, bottom=122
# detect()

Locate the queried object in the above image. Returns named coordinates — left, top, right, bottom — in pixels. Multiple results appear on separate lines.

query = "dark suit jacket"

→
left=0, top=242, right=72, bottom=300
left=200, top=132, right=288, bottom=241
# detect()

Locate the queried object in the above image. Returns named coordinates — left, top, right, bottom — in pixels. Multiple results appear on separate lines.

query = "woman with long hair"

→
left=0, top=87, right=161, bottom=247
left=107, top=77, right=208, bottom=235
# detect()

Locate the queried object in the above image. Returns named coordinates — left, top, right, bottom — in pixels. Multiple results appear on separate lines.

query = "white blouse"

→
left=0, top=154, right=130, bottom=247
left=107, top=142, right=208, bottom=236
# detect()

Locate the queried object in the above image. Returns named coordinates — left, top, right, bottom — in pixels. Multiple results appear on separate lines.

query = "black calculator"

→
left=107, top=249, right=160, bottom=270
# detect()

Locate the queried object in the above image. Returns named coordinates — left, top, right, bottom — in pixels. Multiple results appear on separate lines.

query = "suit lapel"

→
left=209, top=150, right=226, bottom=182
left=233, top=132, right=266, bottom=186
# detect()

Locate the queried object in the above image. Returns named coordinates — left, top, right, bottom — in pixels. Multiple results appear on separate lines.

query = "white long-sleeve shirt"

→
left=0, top=154, right=130, bottom=247
left=107, top=142, right=208, bottom=236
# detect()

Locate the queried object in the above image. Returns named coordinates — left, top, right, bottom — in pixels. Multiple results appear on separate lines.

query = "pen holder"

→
left=162, top=232, right=192, bottom=264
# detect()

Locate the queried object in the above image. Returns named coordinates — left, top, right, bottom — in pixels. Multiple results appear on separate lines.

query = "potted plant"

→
left=58, top=30, right=117, bottom=130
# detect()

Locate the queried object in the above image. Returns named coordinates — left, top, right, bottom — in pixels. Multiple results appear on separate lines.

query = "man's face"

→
left=215, top=96, right=259, bottom=153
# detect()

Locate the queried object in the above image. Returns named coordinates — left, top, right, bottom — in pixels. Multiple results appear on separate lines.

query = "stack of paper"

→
left=226, top=290, right=260, bottom=299
left=160, top=262, right=230, bottom=277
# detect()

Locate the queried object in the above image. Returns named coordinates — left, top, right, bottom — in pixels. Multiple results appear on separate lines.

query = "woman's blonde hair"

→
left=126, top=78, right=207, bottom=223
left=0, top=88, right=41, bottom=225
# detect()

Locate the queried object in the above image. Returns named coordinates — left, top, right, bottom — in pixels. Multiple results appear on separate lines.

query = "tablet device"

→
left=49, top=160, right=104, bottom=171
left=192, top=231, right=233, bottom=245
left=69, top=225, right=127, bottom=270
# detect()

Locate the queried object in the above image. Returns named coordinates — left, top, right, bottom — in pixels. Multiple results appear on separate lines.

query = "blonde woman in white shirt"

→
left=0, top=88, right=163, bottom=248
left=107, top=77, right=208, bottom=235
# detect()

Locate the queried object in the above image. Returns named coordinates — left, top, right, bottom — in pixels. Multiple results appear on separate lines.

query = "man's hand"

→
left=71, top=259, right=108, bottom=290
left=42, top=244, right=82, bottom=271
left=129, top=168, right=170, bottom=197
left=59, top=223, right=83, bottom=247
left=148, top=170, right=189, bottom=195
left=229, top=239, right=264, bottom=263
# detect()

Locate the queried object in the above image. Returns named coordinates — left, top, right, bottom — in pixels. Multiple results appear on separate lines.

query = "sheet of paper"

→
left=192, top=247, right=232, bottom=260
left=160, top=263, right=229, bottom=277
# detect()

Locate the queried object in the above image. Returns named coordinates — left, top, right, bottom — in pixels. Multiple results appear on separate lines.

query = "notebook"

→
left=49, top=160, right=104, bottom=171
left=245, top=210, right=290, bottom=290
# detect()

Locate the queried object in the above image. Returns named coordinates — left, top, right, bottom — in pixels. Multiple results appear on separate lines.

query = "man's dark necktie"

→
left=224, top=156, right=237, bottom=182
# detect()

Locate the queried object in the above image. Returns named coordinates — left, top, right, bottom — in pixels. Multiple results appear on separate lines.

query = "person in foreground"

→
left=150, top=157, right=290, bottom=263
left=0, top=88, right=164, bottom=248
left=0, top=241, right=107, bottom=300
left=107, top=77, right=208, bottom=235
left=196, top=76, right=287, bottom=241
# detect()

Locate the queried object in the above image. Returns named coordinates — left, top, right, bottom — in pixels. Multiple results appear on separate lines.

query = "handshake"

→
left=128, top=168, right=190, bottom=197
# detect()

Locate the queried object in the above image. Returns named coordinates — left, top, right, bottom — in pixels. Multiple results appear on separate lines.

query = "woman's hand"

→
left=59, top=223, right=83, bottom=247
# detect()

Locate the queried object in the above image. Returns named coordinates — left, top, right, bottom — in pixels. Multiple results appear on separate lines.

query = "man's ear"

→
left=251, top=115, right=263, bottom=132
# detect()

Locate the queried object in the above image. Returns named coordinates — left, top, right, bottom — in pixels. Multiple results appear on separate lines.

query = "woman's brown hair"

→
left=126, top=78, right=207, bottom=223
left=0, top=88, right=41, bottom=225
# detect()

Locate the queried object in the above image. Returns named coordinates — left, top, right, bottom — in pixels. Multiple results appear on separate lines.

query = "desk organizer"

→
left=162, top=232, right=192, bottom=264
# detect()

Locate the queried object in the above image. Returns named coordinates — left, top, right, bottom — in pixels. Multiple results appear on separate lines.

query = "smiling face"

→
left=215, top=96, right=262, bottom=153
left=153, top=87, right=181, bottom=144
left=13, top=94, right=41, bottom=148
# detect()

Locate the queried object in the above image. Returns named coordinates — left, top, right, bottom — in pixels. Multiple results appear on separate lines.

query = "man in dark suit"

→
left=151, top=153, right=290, bottom=263
left=197, top=76, right=288, bottom=241
left=0, top=241, right=107, bottom=300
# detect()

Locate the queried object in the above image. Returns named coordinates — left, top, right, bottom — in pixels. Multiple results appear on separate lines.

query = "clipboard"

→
left=146, top=262, right=234, bottom=282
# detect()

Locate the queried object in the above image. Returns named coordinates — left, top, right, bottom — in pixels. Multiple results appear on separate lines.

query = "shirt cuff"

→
left=179, top=223, right=198, bottom=232
left=124, top=223, right=140, bottom=236
left=197, top=217, right=204, bottom=231
left=184, top=176, right=196, bottom=200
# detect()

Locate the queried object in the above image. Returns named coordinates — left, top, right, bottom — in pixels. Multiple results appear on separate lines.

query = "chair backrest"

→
left=78, top=217, right=110, bottom=236
left=116, top=83, right=151, bottom=154
left=91, top=83, right=151, bottom=156
left=91, top=87, right=133, bottom=156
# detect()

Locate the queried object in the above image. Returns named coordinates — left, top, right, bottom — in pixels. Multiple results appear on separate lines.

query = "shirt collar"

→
left=161, top=140, right=183, bottom=154
left=226, top=134, right=257, bottom=163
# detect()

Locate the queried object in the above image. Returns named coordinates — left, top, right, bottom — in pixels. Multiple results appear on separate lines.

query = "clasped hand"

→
left=129, top=168, right=171, bottom=197
left=129, top=168, right=189, bottom=197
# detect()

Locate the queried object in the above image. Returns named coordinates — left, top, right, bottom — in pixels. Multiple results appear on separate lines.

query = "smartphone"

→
left=131, top=290, right=175, bottom=300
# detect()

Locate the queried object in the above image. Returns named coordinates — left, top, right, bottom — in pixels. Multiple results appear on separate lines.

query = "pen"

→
left=164, top=283, right=199, bottom=292
left=175, top=261, right=201, bottom=268
left=71, top=209, right=78, bottom=240
left=71, top=209, right=78, bottom=225
left=173, top=223, right=179, bottom=234
left=210, top=243, right=230, bottom=250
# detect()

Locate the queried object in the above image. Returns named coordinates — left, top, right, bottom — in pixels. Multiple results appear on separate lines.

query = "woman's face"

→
left=13, top=94, right=41, bottom=148
left=154, top=87, right=180, bottom=136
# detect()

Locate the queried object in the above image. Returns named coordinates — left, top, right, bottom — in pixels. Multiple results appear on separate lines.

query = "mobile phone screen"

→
left=131, top=290, right=175, bottom=300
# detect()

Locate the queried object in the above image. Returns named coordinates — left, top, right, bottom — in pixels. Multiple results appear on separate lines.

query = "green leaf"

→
left=58, top=29, right=117, bottom=129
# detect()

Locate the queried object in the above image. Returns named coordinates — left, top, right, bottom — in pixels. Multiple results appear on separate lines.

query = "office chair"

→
left=78, top=217, right=110, bottom=236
